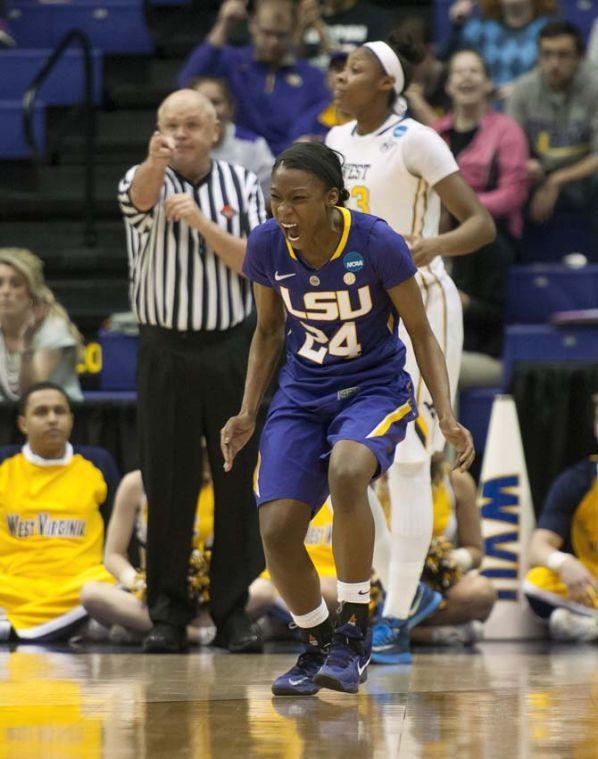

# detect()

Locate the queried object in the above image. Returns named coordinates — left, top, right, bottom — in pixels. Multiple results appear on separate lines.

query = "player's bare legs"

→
left=328, top=440, right=377, bottom=583
left=259, top=499, right=335, bottom=696
left=259, top=499, right=322, bottom=615
left=307, top=440, right=377, bottom=694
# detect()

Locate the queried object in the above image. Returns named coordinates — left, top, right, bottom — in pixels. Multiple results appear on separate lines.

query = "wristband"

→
left=120, top=566, right=137, bottom=589
left=546, top=550, right=570, bottom=573
left=451, top=547, right=473, bottom=573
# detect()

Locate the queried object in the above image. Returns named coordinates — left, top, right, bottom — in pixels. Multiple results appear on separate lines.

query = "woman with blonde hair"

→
left=441, top=0, right=559, bottom=99
left=0, top=248, right=83, bottom=401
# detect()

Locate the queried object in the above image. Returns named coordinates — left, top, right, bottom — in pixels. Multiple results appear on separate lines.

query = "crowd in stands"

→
left=0, top=248, right=83, bottom=402
left=0, top=0, right=596, bottom=650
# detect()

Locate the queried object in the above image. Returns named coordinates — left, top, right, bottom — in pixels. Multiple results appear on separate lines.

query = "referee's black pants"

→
left=137, top=319, right=264, bottom=630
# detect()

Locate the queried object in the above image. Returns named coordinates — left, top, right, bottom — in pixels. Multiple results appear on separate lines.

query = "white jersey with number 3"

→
left=326, top=113, right=458, bottom=280
left=326, top=113, right=463, bottom=461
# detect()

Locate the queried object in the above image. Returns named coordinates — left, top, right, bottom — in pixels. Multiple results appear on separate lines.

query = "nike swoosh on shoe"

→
left=289, top=677, right=308, bottom=685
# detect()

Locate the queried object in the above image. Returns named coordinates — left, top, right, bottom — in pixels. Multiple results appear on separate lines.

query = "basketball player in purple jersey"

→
left=221, top=142, right=474, bottom=696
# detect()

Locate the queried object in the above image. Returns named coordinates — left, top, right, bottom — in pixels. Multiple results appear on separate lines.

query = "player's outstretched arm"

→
left=388, top=277, right=475, bottom=472
left=220, top=283, right=286, bottom=471
left=130, top=131, right=175, bottom=212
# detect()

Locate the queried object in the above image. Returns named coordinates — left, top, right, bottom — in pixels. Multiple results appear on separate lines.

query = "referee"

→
left=118, top=89, right=267, bottom=653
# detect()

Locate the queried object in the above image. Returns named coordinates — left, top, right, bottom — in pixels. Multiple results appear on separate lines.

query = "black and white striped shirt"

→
left=118, top=160, right=267, bottom=331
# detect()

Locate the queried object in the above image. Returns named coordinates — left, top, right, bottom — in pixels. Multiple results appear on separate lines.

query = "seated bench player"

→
left=524, top=452, right=598, bottom=642
left=81, top=463, right=216, bottom=647
left=413, top=453, right=495, bottom=646
left=370, top=453, right=496, bottom=656
left=0, top=382, right=118, bottom=642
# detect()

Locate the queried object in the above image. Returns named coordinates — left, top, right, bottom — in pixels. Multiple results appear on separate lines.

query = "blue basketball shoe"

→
left=371, top=582, right=442, bottom=665
left=271, top=637, right=328, bottom=696
left=313, top=622, right=372, bottom=694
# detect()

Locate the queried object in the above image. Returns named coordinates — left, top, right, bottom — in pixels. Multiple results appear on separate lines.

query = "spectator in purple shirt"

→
left=178, top=0, right=330, bottom=156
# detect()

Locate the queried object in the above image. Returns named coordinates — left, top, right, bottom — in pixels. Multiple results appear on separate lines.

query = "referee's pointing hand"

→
left=148, top=131, right=175, bottom=166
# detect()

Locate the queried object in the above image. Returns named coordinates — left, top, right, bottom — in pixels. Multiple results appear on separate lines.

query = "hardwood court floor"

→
left=0, top=641, right=596, bottom=758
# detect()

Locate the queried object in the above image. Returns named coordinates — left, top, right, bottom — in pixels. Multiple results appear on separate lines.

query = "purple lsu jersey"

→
left=243, top=207, right=417, bottom=403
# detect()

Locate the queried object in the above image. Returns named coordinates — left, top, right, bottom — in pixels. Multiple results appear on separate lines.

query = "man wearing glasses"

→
left=506, top=20, right=598, bottom=242
left=178, top=0, right=329, bottom=156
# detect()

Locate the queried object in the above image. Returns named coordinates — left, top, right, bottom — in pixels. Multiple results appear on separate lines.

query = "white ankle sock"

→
left=337, top=580, right=371, bottom=604
left=383, top=460, right=433, bottom=620
left=290, top=598, right=329, bottom=629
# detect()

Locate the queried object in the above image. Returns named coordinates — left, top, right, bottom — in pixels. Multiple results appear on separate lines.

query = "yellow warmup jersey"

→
left=0, top=452, right=107, bottom=580
left=525, top=457, right=598, bottom=607
left=262, top=501, right=335, bottom=580
left=571, top=474, right=598, bottom=579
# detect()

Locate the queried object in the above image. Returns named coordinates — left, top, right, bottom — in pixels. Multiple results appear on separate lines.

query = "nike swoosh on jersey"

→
left=274, top=271, right=296, bottom=281
left=289, top=676, right=308, bottom=685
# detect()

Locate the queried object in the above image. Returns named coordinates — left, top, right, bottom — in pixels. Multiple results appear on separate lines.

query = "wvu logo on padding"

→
left=479, top=475, right=521, bottom=600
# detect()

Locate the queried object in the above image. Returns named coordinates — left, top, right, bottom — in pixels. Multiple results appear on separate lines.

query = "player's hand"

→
left=405, top=236, right=439, bottom=267
left=529, top=181, right=559, bottom=223
left=560, top=556, right=597, bottom=607
left=220, top=412, right=256, bottom=472
left=218, top=0, right=248, bottom=25
left=131, top=572, right=147, bottom=596
left=164, top=193, right=205, bottom=228
left=440, top=416, right=475, bottom=472
left=148, top=131, right=175, bottom=167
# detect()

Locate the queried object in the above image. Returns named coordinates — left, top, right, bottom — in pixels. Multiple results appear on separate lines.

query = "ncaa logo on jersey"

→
left=343, top=251, right=364, bottom=272
left=393, top=124, right=408, bottom=138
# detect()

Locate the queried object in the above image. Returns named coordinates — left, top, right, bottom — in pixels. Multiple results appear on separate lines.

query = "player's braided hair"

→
left=272, top=142, right=350, bottom=206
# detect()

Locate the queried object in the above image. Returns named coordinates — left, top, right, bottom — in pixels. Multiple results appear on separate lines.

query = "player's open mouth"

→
left=281, top=223, right=300, bottom=242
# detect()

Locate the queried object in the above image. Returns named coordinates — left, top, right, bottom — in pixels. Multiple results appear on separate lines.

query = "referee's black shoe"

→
left=214, top=610, right=263, bottom=653
left=143, top=623, right=188, bottom=653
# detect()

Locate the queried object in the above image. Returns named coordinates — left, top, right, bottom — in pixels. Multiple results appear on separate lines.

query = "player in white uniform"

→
left=326, top=33, right=495, bottom=663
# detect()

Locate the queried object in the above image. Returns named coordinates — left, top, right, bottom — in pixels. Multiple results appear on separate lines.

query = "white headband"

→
left=363, top=41, right=405, bottom=96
